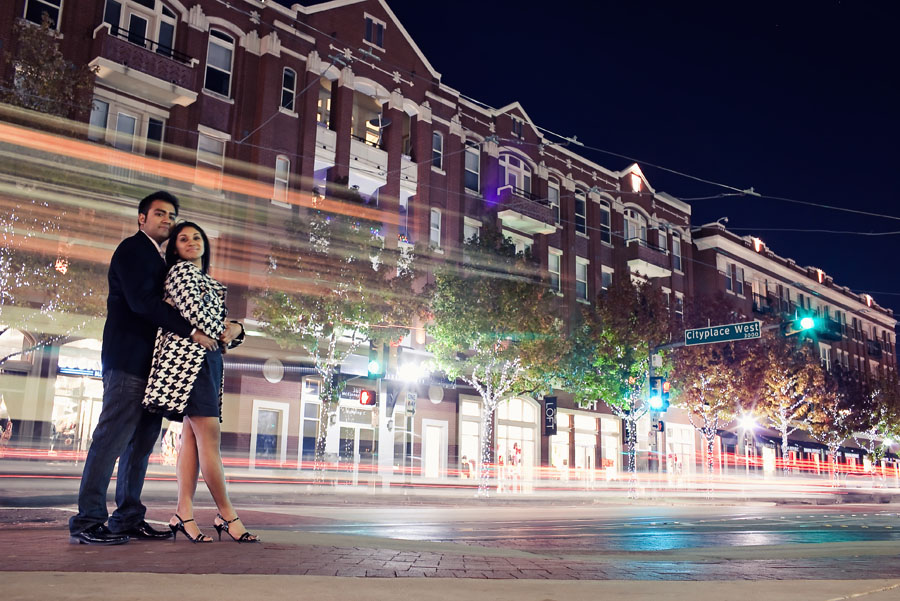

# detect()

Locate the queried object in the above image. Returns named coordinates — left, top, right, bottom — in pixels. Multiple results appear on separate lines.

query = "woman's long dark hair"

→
left=165, top=221, right=212, bottom=274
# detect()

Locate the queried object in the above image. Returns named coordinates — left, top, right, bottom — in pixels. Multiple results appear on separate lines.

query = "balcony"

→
left=495, top=185, right=555, bottom=235
left=867, top=340, right=883, bottom=358
left=752, top=295, right=773, bottom=315
left=89, top=23, right=197, bottom=108
left=819, top=318, right=844, bottom=341
left=624, top=239, right=671, bottom=279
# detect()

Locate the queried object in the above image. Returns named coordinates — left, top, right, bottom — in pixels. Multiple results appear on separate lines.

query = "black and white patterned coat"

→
left=143, top=261, right=240, bottom=421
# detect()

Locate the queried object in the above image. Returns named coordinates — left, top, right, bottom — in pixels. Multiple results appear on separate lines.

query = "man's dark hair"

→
left=166, top=221, right=212, bottom=274
left=138, top=191, right=180, bottom=217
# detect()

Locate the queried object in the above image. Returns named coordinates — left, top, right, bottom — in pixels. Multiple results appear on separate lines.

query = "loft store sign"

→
left=684, top=320, right=762, bottom=346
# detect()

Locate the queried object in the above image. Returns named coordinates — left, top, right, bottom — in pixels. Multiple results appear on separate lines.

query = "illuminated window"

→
left=204, top=30, right=234, bottom=97
left=630, top=172, right=642, bottom=192
left=499, top=154, right=532, bottom=194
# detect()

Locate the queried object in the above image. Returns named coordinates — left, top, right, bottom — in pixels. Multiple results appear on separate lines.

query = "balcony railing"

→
left=819, top=318, right=844, bottom=341
left=867, top=340, right=883, bottom=358
left=495, top=185, right=554, bottom=235
left=108, top=24, right=192, bottom=64
left=351, top=134, right=385, bottom=151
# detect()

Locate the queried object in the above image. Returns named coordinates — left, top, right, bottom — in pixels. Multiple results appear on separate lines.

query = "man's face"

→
left=138, top=200, right=177, bottom=244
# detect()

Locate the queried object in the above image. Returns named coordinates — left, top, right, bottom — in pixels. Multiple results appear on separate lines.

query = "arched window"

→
left=624, top=208, right=647, bottom=245
left=499, top=154, right=531, bottom=195
left=281, top=68, right=296, bottom=111
left=204, top=30, right=234, bottom=97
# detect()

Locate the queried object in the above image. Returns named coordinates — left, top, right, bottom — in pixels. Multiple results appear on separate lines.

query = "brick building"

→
left=0, top=0, right=895, bottom=483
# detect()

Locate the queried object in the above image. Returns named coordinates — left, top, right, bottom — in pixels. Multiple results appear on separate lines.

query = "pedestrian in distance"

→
left=143, top=221, right=259, bottom=544
left=69, top=192, right=219, bottom=546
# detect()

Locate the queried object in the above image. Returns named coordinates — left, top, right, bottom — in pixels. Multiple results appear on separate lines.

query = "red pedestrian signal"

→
left=359, top=389, right=377, bottom=406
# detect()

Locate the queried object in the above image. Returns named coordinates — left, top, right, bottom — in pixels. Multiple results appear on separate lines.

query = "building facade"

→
left=0, top=0, right=895, bottom=484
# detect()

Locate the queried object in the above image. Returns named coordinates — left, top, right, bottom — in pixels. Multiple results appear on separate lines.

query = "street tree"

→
left=809, top=368, right=857, bottom=485
left=427, top=225, right=563, bottom=496
left=670, top=295, right=755, bottom=475
left=754, top=334, right=826, bottom=475
left=0, top=13, right=95, bottom=122
left=0, top=197, right=106, bottom=367
left=850, top=369, right=900, bottom=482
left=255, top=192, right=425, bottom=475
left=559, top=275, right=672, bottom=475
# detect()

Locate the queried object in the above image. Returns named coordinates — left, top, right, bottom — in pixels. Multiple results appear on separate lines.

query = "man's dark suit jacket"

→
left=101, top=231, right=193, bottom=378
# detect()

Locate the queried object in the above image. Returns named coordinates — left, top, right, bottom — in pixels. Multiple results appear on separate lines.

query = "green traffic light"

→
left=368, top=359, right=381, bottom=374
left=799, top=317, right=815, bottom=330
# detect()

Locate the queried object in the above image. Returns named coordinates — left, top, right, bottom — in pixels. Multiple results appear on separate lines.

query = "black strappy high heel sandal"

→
left=213, top=513, right=260, bottom=543
left=169, top=514, right=213, bottom=543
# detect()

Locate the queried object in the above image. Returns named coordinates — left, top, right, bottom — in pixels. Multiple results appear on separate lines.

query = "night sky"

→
left=297, top=1, right=900, bottom=319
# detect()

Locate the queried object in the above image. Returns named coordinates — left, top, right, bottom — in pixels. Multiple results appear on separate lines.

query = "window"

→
left=820, top=345, right=831, bottom=371
left=548, top=248, right=562, bottom=293
left=674, top=294, right=684, bottom=320
left=574, top=190, right=587, bottom=235
left=504, top=231, right=532, bottom=256
left=463, top=217, right=481, bottom=244
left=658, top=229, right=667, bottom=253
left=281, top=68, right=296, bottom=111
left=623, top=209, right=647, bottom=245
left=103, top=1, right=178, bottom=59
left=431, top=132, right=443, bottom=170
left=204, top=30, right=234, bottom=97
left=601, top=267, right=613, bottom=291
left=197, top=132, right=226, bottom=189
left=548, top=179, right=560, bottom=225
left=735, top=266, right=744, bottom=296
left=114, top=112, right=137, bottom=151
left=24, top=0, right=61, bottom=28
left=464, top=144, right=480, bottom=192
left=511, top=118, right=523, bottom=138
left=88, top=99, right=109, bottom=142
left=500, top=154, right=532, bottom=194
left=146, top=117, right=164, bottom=157
left=672, top=234, right=682, bottom=271
left=599, top=202, right=611, bottom=244
left=364, top=15, right=385, bottom=48
left=273, top=156, right=290, bottom=204
left=430, top=208, right=441, bottom=248
left=576, top=258, right=589, bottom=301
left=317, top=77, right=332, bottom=127
left=724, top=262, right=733, bottom=292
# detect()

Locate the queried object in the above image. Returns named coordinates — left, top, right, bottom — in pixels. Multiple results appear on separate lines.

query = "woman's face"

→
left=175, top=226, right=204, bottom=264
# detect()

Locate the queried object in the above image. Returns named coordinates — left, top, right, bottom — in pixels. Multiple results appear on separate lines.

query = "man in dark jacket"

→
left=69, top=191, right=219, bottom=545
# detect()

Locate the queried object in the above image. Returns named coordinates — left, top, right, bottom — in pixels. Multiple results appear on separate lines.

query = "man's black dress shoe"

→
left=116, top=520, right=174, bottom=540
left=70, top=524, right=130, bottom=546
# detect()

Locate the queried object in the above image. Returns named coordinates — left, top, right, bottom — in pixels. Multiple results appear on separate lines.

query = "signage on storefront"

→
left=406, top=392, right=417, bottom=415
left=544, top=396, right=557, bottom=436
left=684, top=320, right=761, bottom=346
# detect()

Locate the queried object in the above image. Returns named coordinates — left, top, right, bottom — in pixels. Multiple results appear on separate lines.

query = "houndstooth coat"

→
left=143, top=261, right=241, bottom=421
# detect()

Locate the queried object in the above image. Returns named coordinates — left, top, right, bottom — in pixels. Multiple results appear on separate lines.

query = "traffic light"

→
left=648, top=376, right=664, bottom=410
left=368, top=341, right=385, bottom=379
left=783, top=315, right=818, bottom=337
left=648, top=377, right=670, bottom=412
left=359, top=389, right=377, bottom=405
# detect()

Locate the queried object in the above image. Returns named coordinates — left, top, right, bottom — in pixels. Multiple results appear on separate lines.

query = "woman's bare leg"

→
left=171, top=417, right=205, bottom=539
left=189, top=416, right=254, bottom=539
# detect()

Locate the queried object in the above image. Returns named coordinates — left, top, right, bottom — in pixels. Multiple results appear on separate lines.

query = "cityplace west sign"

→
left=684, top=320, right=762, bottom=346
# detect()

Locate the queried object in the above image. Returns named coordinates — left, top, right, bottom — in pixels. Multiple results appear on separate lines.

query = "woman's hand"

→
left=220, top=321, right=243, bottom=345
left=190, top=330, right=219, bottom=351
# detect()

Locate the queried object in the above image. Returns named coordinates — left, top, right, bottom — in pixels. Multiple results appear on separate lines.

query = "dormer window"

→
left=364, top=14, right=385, bottom=48
left=511, top=118, right=523, bottom=138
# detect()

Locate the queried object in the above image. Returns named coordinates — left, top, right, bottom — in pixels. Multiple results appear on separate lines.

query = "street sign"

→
left=684, top=320, right=761, bottom=346
left=406, top=392, right=417, bottom=415
left=544, top=397, right=557, bottom=436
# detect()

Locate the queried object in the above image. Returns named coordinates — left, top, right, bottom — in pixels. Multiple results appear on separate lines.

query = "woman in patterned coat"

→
left=144, top=222, right=258, bottom=543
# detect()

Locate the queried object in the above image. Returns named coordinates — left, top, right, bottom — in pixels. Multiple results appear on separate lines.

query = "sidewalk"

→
left=3, top=502, right=900, bottom=601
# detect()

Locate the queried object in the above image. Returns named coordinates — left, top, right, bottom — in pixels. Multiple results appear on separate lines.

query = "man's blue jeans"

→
left=68, top=370, right=163, bottom=535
